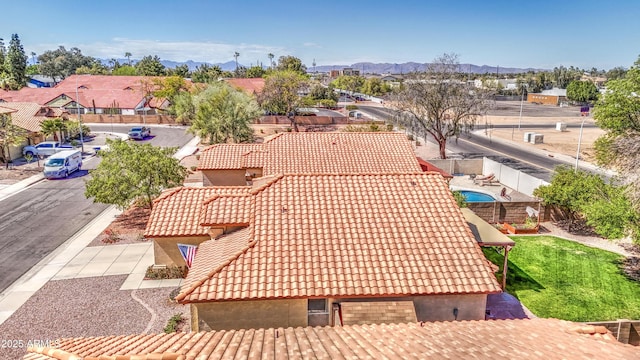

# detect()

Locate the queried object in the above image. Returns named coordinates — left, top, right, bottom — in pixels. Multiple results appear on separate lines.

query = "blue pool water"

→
left=459, top=190, right=496, bottom=202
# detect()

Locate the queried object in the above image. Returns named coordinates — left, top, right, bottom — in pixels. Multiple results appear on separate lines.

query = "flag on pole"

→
left=177, top=243, right=197, bottom=268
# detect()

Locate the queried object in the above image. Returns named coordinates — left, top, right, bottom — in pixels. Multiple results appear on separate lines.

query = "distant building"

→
left=527, top=88, right=567, bottom=105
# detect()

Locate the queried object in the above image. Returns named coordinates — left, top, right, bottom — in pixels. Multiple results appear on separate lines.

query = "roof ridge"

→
left=84, top=353, right=185, bottom=360
left=201, top=192, right=252, bottom=206
left=249, top=174, right=284, bottom=194
left=176, top=235, right=257, bottom=304
left=151, top=187, right=184, bottom=204
left=26, top=346, right=82, bottom=360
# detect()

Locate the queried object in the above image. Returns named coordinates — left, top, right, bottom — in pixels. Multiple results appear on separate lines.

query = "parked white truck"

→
left=23, top=141, right=74, bottom=157
left=43, top=150, right=82, bottom=179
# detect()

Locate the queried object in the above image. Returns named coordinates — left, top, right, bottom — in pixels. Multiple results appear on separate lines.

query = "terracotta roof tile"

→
left=144, top=187, right=250, bottom=237
left=224, top=78, right=265, bottom=94
left=179, top=173, right=501, bottom=302
left=24, top=319, right=640, bottom=360
left=200, top=194, right=253, bottom=226
left=197, top=144, right=262, bottom=170
left=198, top=132, right=422, bottom=174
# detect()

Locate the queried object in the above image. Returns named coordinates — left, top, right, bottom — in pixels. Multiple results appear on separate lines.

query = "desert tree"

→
left=85, top=139, right=187, bottom=209
left=0, top=113, right=26, bottom=167
left=392, top=53, right=493, bottom=159
left=257, top=70, right=308, bottom=131
left=175, top=82, right=260, bottom=144
left=593, top=56, right=640, bottom=209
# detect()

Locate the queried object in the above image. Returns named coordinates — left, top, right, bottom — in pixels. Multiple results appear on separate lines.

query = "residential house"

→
left=1, top=75, right=178, bottom=115
left=27, top=75, right=56, bottom=88
left=0, top=102, right=69, bottom=161
left=23, top=317, right=640, bottom=359
left=197, top=132, right=422, bottom=186
left=174, top=172, right=501, bottom=330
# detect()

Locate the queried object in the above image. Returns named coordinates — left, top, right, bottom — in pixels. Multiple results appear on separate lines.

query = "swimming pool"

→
left=458, top=190, right=497, bottom=202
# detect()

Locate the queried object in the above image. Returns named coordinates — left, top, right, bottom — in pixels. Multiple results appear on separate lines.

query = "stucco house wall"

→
left=202, top=169, right=248, bottom=186
left=153, top=236, right=210, bottom=267
left=192, top=298, right=308, bottom=331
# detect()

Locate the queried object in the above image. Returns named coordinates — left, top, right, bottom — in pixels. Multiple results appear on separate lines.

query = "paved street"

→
left=0, top=125, right=194, bottom=293
left=358, top=105, right=579, bottom=182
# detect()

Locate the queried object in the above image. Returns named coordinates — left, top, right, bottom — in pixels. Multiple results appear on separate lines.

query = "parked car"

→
left=43, top=150, right=82, bottom=179
left=23, top=141, right=74, bottom=157
left=128, top=126, right=150, bottom=140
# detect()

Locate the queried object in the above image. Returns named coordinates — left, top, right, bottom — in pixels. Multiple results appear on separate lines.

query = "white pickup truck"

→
left=23, top=141, right=75, bottom=157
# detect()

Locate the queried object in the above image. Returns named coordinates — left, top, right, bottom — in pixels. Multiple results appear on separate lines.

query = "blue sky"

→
left=3, top=0, right=639, bottom=70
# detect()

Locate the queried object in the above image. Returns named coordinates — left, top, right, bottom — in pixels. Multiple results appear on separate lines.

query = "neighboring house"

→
left=172, top=172, right=501, bottom=330
left=197, top=132, right=422, bottom=186
left=22, top=319, right=640, bottom=360
left=27, top=75, right=56, bottom=88
left=1, top=75, right=179, bottom=115
left=527, top=88, right=568, bottom=105
left=0, top=102, right=69, bottom=161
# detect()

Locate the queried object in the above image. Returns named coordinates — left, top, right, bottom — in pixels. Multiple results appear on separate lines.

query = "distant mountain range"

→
left=105, top=59, right=545, bottom=74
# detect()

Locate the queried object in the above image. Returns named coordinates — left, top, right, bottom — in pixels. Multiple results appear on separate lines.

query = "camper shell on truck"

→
left=43, top=150, right=82, bottom=179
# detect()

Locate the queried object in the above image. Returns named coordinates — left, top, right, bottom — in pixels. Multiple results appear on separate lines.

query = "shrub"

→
left=145, top=265, right=188, bottom=280
left=345, top=105, right=358, bottom=111
left=164, top=313, right=184, bottom=333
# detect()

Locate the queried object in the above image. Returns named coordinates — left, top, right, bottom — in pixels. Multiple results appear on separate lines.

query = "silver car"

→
left=128, top=126, right=150, bottom=140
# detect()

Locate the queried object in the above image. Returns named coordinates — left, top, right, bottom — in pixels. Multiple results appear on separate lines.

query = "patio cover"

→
left=462, top=208, right=515, bottom=290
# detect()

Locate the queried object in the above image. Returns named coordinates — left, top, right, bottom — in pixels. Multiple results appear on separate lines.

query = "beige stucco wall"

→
left=333, top=294, right=487, bottom=322
left=202, top=169, right=248, bottom=186
left=153, top=235, right=210, bottom=266
left=192, top=298, right=308, bottom=331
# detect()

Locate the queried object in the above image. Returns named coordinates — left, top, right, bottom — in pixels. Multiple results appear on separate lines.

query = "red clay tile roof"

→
left=197, top=143, right=262, bottom=170
left=1, top=75, right=187, bottom=109
left=200, top=195, right=253, bottom=226
left=177, top=172, right=501, bottom=302
left=224, top=78, right=265, bottom=94
left=144, top=187, right=251, bottom=237
left=23, top=319, right=640, bottom=360
left=183, top=228, right=253, bottom=290
left=198, top=132, right=422, bottom=173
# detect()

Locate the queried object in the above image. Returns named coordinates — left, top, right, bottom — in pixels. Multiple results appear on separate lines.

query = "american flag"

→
left=177, top=243, right=198, bottom=268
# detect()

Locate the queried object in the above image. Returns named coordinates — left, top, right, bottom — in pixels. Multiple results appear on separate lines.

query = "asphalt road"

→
left=0, top=125, right=193, bottom=293
left=358, top=105, right=578, bottom=182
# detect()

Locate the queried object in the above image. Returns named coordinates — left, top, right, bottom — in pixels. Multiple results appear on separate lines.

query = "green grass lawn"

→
left=483, top=235, right=640, bottom=322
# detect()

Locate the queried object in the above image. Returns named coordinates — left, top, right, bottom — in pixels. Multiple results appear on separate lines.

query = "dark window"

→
left=308, top=299, right=327, bottom=313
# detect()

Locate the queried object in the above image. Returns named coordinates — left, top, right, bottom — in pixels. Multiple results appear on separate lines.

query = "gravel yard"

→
left=0, top=276, right=188, bottom=359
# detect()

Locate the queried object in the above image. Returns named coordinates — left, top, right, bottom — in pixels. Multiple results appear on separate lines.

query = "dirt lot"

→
left=0, top=161, right=42, bottom=185
left=485, top=121, right=603, bottom=162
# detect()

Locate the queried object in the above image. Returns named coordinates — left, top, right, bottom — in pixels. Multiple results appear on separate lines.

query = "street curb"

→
left=0, top=173, right=45, bottom=202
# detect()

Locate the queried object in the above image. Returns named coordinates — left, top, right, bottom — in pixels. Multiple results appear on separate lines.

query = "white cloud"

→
left=28, top=38, right=286, bottom=64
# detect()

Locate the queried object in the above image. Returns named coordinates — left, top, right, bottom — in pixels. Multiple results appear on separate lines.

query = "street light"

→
left=75, top=77, right=84, bottom=154
left=574, top=116, right=587, bottom=172
left=518, top=84, right=525, bottom=130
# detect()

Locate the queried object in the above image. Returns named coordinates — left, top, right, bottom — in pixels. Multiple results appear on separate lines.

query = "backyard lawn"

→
left=483, top=235, right=640, bottom=322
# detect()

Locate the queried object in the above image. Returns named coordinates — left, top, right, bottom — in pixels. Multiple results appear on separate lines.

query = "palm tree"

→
left=234, top=52, right=240, bottom=73
left=125, top=52, right=132, bottom=66
left=40, top=118, right=65, bottom=142
left=268, top=53, right=274, bottom=69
